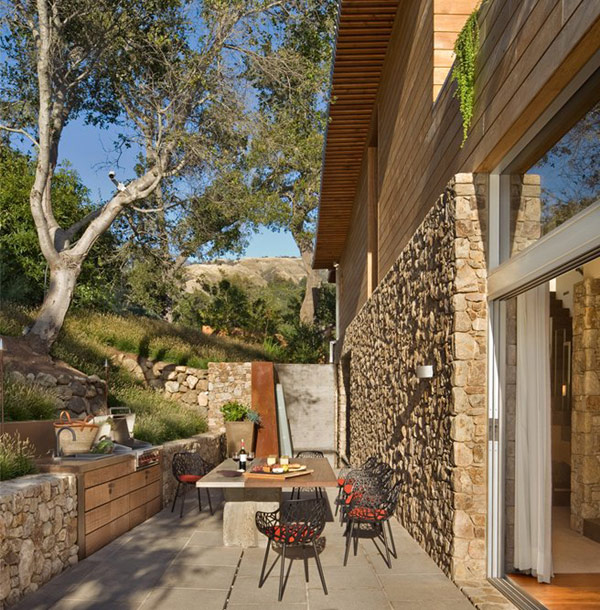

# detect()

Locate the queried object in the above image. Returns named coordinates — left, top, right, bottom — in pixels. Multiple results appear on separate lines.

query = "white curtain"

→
left=514, top=282, right=553, bottom=583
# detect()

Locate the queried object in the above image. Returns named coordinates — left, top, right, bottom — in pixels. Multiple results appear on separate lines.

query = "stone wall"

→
left=111, top=352, right=209, bottom=419
left=0, top=474, right=78, bottom=609
left=340, top=173, right=487, bottom=581
left=7, top=369, right=107, bottom=417
left=160, top=432, right=225, bottom=505
left=207, top=362, right=252, bottom=432
left=571, top=277, right=600, bottom=533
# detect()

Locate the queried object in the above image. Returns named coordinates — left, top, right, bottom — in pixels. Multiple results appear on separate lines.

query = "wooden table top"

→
left=197, top=457, right=337, bottom=489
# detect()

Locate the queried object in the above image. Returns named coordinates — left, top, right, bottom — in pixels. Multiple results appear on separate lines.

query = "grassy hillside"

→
left=0, top=305, right=271, bottom=444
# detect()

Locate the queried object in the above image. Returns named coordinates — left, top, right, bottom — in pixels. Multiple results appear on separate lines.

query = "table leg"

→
left=222, top=488, right=281, bottom=547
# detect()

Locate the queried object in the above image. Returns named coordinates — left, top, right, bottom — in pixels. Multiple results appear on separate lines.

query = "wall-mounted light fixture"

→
left=416, top=365, right=433, bottom=379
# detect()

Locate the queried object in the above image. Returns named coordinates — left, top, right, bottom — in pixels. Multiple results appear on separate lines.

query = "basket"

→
left=54, top=411, right=99, bottom=456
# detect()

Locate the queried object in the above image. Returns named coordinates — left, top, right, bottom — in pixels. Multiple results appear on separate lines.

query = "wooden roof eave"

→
left=314, top=0, right=400, bottom=270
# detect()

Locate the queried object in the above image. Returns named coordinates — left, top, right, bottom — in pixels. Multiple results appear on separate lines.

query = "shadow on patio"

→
left=15, top=489, right=473, bottom=610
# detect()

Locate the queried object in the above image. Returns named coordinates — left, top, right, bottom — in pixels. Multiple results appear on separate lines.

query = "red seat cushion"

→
left=265, top=524, right=315, bottom=544
left=348, top=507, right=388, bottom=521
left=179, top=474, right=202, bottom=483
left=337, top=477, right=346, bottom=486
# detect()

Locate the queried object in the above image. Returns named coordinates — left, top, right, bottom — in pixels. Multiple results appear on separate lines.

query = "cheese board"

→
left=245, top=468, right=314, bottom=481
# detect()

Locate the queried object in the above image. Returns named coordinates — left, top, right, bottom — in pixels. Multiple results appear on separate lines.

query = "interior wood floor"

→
left=509, top=573, right=600, bottom=609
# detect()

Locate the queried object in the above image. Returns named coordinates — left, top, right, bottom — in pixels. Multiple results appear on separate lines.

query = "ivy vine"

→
left=451, top=10, right=480, bottom=147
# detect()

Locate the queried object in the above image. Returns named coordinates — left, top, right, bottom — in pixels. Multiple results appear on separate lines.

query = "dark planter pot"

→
left=224, top=421, right=256, bottom=457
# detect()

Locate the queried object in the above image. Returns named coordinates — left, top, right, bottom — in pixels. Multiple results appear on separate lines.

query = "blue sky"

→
left=26, top=117, right=300, bottom=260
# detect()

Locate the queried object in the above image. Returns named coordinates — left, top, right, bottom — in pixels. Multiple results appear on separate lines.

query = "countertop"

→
left=36, top=452, right=135, bottom=474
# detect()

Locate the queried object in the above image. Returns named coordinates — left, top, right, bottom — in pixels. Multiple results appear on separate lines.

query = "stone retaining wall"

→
left=111, top=352, right=210, bottom=419
left=7, top=369, right=106, bottom=417
left=111, top=354, right=253, bottom=433
left=160, top=432, right=226, bottom=505
left=340, top=173, right=487, bottom=582
left=0, top=474, right=78, bottom=609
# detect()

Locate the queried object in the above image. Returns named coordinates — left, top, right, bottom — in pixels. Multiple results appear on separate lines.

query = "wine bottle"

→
left=239, top=438, right=247, bottom=471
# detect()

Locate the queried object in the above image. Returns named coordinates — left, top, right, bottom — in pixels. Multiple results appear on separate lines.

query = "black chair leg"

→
left=278, top=543, right=287, bottom=601
left=312, top=539, right=328, bottom=595
left=171, top=481, right=180, bottom=513
left=259, top=539, right=271, bottom=587
left=179, top=485, right=187, bottom=518
left=206, top=489, right=214, bottom=515
left=344, top=520, right=354, bottom=566
left=303, top=545, right=309, bottom=582
left=353, top=524, right=359, bottom=556
left=197, top=487, right=202, bottom=512
left=381, top=519, right=392, bottom=568
left=387, top=520, right=397, bottom=558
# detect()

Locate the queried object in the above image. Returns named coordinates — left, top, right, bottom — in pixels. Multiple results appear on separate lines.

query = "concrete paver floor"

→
left=16, top=489, right=473, bottom=610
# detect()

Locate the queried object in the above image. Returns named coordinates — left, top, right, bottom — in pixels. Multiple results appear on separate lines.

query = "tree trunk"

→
left=27, top=263, right=81, bottom=352
left=299, top=248, right=321, bottom=325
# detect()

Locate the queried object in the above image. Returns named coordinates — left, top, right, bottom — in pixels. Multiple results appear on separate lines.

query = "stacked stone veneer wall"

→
left=161, top=431, right=225, bottom=504
left=6, top=369, right=106, bottom=417
left=207, top=362, right=252, bottom=432
left=111, top=353, right=209, bottom=419
left=571, top=277, right=600, bottom=533
left=0, top=474, right=78, bottom=608
left=340, top=173, right=487, bottom=581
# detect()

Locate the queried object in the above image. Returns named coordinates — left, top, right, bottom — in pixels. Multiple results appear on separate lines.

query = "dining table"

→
left=196, top=457, right=338, bottom=547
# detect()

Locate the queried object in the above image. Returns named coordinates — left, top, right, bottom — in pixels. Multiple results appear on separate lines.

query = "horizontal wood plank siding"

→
left=320, top=0, right=600, bottom=332
left=339, top=158, right=369, bottom=336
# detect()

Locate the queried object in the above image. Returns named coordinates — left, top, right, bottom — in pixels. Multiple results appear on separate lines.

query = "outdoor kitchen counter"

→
left=37, top=452, right=163, bottom=559
left=36, top=452, right=135, bottom=474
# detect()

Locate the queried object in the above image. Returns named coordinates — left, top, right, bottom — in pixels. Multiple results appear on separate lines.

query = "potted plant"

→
left=220, top=401, right=261, bottom=457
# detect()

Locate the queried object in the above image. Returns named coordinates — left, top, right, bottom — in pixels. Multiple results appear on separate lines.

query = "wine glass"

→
left=232, top=451, right=240, bottom=465
left=247, top=451, right=255, bottom=465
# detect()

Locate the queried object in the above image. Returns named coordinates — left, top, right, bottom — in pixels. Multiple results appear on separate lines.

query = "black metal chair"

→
left=343, top=479, right=401, bottom=568
left=335, top=456, right=379, bottom=516
left=291, top=451, right=326, bottom=500
left=337, top=460, right=394, bottom=524
left=171, top=452, right=214, bottom=518
left=256, top=498, right=328, bottom=601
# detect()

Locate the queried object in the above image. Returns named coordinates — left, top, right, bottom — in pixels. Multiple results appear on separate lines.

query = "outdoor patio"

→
left=15, top=488, right=473, bottom=610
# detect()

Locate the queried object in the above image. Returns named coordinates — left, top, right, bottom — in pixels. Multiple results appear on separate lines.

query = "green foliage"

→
left=451, top=10, right=480, bottom=146
left=220, top=401, right=250, bottom=422
left=0, top=145, right=120, bottom=308
left=117, top=387, right=207, bottom=445
left=0, top=433, right=37, bottom=481
left=202, top=280, right=251, bottom=332
left=3, top=375, right=60, bottom=421
left=282, top=321, right=327, bottom=363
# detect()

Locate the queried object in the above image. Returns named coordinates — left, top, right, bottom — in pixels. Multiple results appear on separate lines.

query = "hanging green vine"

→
left=451, top=10, right=480, bottom=147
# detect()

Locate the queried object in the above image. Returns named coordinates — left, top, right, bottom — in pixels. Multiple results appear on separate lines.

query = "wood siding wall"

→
left=337, top=0, right=600, bottom=335
left=433, top=0, right=479, bottom=100
left=340, top=155, right=369, bottom=332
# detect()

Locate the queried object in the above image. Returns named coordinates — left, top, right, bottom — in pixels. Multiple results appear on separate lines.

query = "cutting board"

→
left=245, top=469, right=314, bottom=481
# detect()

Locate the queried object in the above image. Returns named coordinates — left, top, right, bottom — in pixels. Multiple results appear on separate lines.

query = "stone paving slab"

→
left=14, top=488, right=474, bottom=610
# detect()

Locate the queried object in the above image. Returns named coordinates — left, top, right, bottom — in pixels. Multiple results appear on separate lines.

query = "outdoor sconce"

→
left=416, top=365, right=433, bottom=380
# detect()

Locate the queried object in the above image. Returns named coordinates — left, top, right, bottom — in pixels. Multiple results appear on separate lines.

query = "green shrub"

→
left=282, top=322, right=327, bottom=363
left=0, top=433, right=37, bottom=481
left=220, top=401, right=261, bottom=425
left=4, top=375, right=60, bottom=421
left=220, top=401, right=249, bottom=422
left=112, top=386, right=207, bottom=445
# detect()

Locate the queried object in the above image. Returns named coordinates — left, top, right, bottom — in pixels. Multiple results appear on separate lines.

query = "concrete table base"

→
left=222, top=487, right=281, bottom=547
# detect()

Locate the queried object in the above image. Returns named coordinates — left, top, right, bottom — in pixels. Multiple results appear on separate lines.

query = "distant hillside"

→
left=184, top=257, right=311, bottom=293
